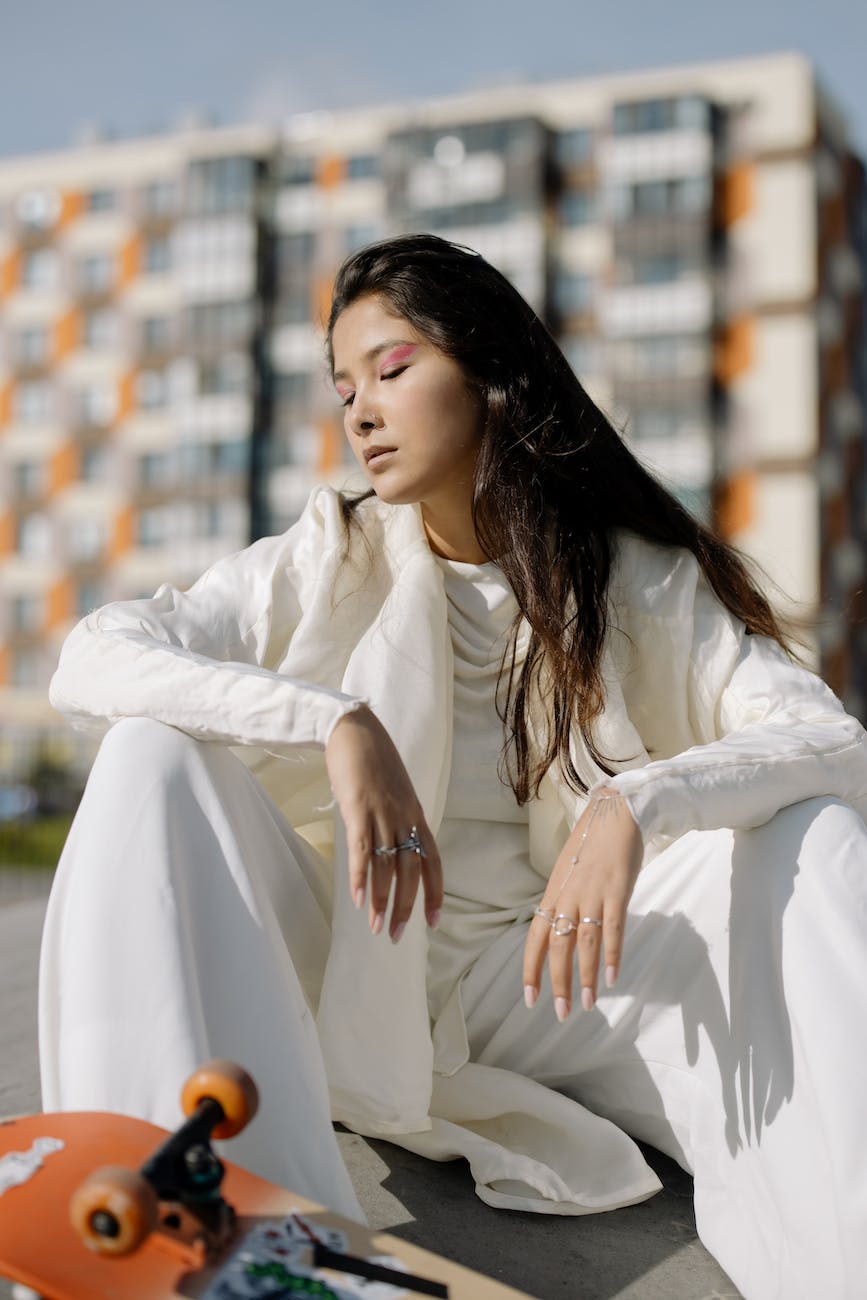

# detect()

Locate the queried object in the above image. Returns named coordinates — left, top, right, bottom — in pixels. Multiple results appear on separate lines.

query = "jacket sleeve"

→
left=602, top=545, right=867, bottom=845
left=48, top=488, right=363, bottom=754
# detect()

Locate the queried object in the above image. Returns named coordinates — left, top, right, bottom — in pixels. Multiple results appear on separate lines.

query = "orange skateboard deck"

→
left=0, top=1107, right=531, bottom=1300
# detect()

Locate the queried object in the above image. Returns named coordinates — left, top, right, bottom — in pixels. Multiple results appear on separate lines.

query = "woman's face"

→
left=330, top=295, right=483, bottom=511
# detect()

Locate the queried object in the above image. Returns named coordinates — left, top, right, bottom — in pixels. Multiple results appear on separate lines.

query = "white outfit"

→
left=40, top=486, right=867, bottom=1299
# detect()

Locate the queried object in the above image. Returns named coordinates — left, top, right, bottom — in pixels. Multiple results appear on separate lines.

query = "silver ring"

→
left=552, top=913, right=578, bottom=937
left=581, top=916, right=603, bottom=928
left=373, top=825, right=426, bottom=859
left=533, top=906, right=556, bottom=925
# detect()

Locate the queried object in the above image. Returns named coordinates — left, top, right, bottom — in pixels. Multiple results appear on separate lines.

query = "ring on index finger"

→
left=373, top=825, right=426, bottom=859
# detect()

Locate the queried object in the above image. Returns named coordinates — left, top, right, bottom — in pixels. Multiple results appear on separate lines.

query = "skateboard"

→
left=0, top=1061, right=531, bottom=1300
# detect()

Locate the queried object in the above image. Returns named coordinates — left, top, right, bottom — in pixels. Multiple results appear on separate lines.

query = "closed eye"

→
left=381, top=365, right=408, bottom=381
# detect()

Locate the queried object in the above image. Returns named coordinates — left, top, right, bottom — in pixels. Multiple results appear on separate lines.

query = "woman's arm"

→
left=49, top=489, right=362, bottom=754
left=605, top=547, right=867, bottom=846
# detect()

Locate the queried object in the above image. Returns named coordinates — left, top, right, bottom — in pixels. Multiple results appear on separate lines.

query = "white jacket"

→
left=50, top=485, right=867, bottom=1211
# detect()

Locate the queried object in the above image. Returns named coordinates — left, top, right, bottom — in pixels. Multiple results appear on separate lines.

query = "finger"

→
left=546, top=918, right=577, bottom=1021
left=602, top=896, right=627, bottom=988
left=388, top=854, right=422, bottom=942
left=418, top=824, right=444, bottom=927
left=522, top=909, right=554, bottom=1005
left=368, top=833, right=396, bottom=935
left=345, top=810, right=373, bottom=912
left=575, top=907, right=604, bottom=1010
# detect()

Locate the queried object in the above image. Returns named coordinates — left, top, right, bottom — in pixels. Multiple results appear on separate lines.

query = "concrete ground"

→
left=0, top=873, right=741, bottom=1300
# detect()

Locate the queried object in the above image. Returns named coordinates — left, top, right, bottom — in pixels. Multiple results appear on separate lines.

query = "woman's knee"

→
left=93, top=717, right=205, bottom=782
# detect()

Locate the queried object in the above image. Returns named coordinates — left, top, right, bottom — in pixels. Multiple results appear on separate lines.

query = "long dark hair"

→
left=327, top=234, right=790, bottom=803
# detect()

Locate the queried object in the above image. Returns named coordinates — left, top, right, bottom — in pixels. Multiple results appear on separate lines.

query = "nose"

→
left=347, top=404, right=383, bottom=437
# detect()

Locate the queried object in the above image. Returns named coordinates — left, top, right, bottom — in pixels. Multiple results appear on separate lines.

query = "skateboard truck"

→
left=69, top=1060, right=259, bottom=1265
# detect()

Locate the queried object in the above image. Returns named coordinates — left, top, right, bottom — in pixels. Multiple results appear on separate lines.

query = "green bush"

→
left=0, top=817, right=73, bottom=869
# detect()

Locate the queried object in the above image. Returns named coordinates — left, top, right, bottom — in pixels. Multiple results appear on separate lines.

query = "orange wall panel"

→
left=116, top=372, right=136, bottom=421
left=0, top=383, right=12, bottom=427
left=715, top=470, right=756, bottom=538
left=54, top=308, right=81, bottom=360
left=119, top=236, right=141, bottom=286
left=313, top=275, right=335, bottom=329
left=46, top=577, right=74, bottom=630
left=316, top=417, right=342, bottom=474
left=110, top=505, right=135, bottom=559
left=714, top=316, right=755, bottom=385
left=317, top=155, right=346, bottom=189
left=0, top=513, right=14, bottom=557
left=49, top=441, right=79, bottom=494
left=1, top=248, right=21, bottom=296
left=59, top=191, right=85, bottom=227
left=720, top=162, right=754, bottom=226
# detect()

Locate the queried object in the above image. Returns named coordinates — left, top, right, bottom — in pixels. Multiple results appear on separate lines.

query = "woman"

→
left=42, top=234, right=867, bottom=1299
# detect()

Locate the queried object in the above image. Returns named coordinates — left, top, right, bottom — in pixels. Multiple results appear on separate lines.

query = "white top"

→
left=428, top=556, right=540, bottom=1025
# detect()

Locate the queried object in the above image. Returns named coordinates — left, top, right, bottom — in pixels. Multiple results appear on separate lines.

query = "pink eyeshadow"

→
left=380, top=344, right=417, bottom=369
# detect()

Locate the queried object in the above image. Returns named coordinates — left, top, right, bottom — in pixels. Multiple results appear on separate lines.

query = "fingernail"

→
left=428, top=908, right=441, bottom=929
left=581, top=986, right=595, bottom=1012
left=605, top=965, right=617, bottom=989
left=523, top=984, right=537, bottom=1008
left=353, top=887, right=365, bottom=910
left=391, top=921, right=406, bottom=944
left=371, top=912, right=384, bottom=936
left=554, top=996, right=570, bottom=1022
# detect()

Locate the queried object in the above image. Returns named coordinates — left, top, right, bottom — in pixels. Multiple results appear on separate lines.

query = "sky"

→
left=2, top=0, right=867, bottom=160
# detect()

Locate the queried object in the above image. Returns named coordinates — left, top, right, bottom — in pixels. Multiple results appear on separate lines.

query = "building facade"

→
left=0, top=52, right=864, bottom=778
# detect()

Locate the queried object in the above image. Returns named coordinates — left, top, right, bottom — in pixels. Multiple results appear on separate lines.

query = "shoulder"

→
left=607, top=530, right=703, bottom=621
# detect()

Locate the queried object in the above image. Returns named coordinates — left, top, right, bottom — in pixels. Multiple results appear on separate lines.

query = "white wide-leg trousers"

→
left=38, top=718, right=362, bottom=1222
left=39, top=718, right=867, bottom=1298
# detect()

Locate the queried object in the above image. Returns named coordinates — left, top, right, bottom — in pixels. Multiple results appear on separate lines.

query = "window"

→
left=612, top=176, right=712, bottom=220
left=280, top=155, right=315, bottom=185
left=77, top=382, right=116, bottom=428
left=555, top=128, right=593, bottom=168
left=138, top=506, right=171, bottom=547
left=143, top=234, right=171, bottom=274
left=613, top=98, right=709, bottom=136
left=344, top=224, right=380, bottom=254
left=76, top=580, right=103, bottom=617
left=14, top=325, right=50, bottom=367
left=67, top=516, right=105, bottom=561
left=11, top=650, right=40, bottom=688
left=86, top=188, right=116, bottom=213
left=15, top=189, right=60, bottom=229
left=136, top=370, right=168, bottom=410
left=15, top=380, right=54, bottom=424
left=14, top=461, right=43, bottom=498
left=278, top=231, right=316, bottom=269
left=187, top=156, right=255, bottom=215
left=140, top=315, right=172, bottom=355
left=138, top=451, right=173, bottom=487
left=21, top=248, right=58, bottom=291
left=82, top=308, right=119, bottom=350
left=10, top=594, right=41, bottom=633
left=276, top=371, right=310, bottom=409
left=141, top=180, right=177, bottom=216
left=17, top=513, right=52, bottom=558
left=559, top=190, right=596, bottom=226
left=77, top=252, right=114, bottom=294
left=80, top=445, right=110, bottom=482
left=553, top=271, right=595, bottom=316
left=198, top=353, right=249, bottom=395
left=346, top=154, right=379, bottom=181
left=189, top=301, right=254, bottom=346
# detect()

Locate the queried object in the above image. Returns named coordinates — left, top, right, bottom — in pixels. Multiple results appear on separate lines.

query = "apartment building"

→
left=0, top=51, right=864, bottom=777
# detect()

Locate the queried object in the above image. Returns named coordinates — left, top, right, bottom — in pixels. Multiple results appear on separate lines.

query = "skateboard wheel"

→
left=180, top=1059, right=260, bottom=1139
left=69, top=1165, right=159, bottom=1256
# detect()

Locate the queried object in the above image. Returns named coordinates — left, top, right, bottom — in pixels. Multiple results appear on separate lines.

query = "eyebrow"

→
left=332, top=338, right=418, bottom=384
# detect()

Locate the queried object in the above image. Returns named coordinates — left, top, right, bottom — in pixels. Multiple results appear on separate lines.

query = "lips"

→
left=364, top=445, right=397, bottom=467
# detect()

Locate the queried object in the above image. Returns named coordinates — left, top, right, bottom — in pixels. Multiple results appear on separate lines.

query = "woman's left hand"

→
left=522, top=790, right=643, bottom=1020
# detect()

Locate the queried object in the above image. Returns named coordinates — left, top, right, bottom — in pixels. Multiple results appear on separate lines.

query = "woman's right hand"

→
left=325, top=704, right=443, bottom=942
